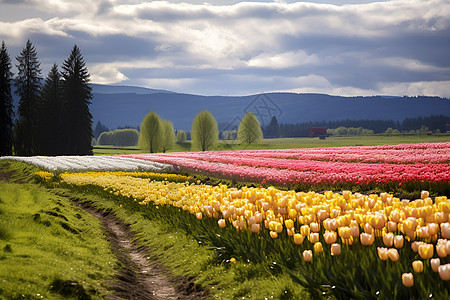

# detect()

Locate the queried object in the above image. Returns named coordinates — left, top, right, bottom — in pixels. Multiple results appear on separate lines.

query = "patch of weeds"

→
left=3, top=244, right=12, bottom=253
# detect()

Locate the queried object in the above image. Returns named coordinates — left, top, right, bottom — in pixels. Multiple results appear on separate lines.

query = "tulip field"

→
left=4, top=141, right=450, bottom=299
left=119, top=142, right=450, bottom=194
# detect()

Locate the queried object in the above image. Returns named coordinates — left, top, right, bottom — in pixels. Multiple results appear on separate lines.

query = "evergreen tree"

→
left=61, top=45, right=93, bottom=155
left=192, top=110, right=218, bottom=151
left=0, top=41, right=14, bottom=156
left=35, top=64, right=64, bottom=155
left=138, top=112, right=163, bottom=153
left=238, top=112, right=263, bottom=144
left=14, top=39, right=42, bottom=156
left=161, top=120, right=175, bottom=153
left=94, top=121, right=109, bottom=139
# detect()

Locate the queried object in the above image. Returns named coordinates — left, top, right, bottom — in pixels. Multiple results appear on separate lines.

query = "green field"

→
left=93, top=134, right=450, bottom=155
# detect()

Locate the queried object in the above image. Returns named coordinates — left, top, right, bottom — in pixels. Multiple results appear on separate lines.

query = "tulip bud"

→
left=438, top=264, right=450, bottom=281
left=300, top=225, right=310, bottom=237
left=308, top=232, right=319, bottom=244
left=431, top=258, right=441, bottom=272
left=324, top=231, right=337, bottom=244
left=377, top=247, right=388, bottom=261
left=364, top=223, right=373, bottom=234
left=394, top=235, right=404, bottom=249
left=383, top=232, right=394, bottom=247
left=412, top=260, right=423, bottom=273
left=251, top=223, right=260, bottom=234
left=310, top=222, right=320, bottom=233
left=255, top=212, right=263, bottom=223
left=402, top=273, right=414, bottom=287
left=387, top=221, right=397, bottom=232
left=275, top=222, right=283, bottom=233
left=218, top=219, right=226, bottom=228
left=314, top=242, right=323, bottom=253
left=388, top=248, right=399, bottom=262
left=303, top=250, right=313, bottom=262
left=436, top=243, right=447, bottom=258
left=418, top=243, right=434, bottom=260
left=441, top=223, right=450, bottom=239
left=293, top=233, right=304, bottom=245
left=421, top=190, right=429, bottom=200
left=331, top=243, right=341, bottom=256
left=270, top=231, right=278, bottom=238
left=285, top=219, right=294, bottom=230
left=360, top=232, right=374, bottom=246
left=196, top=212, right=202, bottom=220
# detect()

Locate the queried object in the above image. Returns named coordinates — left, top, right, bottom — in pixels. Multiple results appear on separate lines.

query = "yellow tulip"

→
left=324, top=231, right=337, bottom=244
left=314, top=242, right=323, bottom=253
left=285, top=219, right=294, bottom=230
left=310, top=222, right=320, bottom=233
left=300, top=225, right=310, bottom=237
left=218, top=219, right=226, bottom=228
left=293, top=233, right=304, bottom=245
left=308, top=232, right=319, bottom=244
left=338, top=227, right=351, bottom=239
left=418, top=243, right=434, bottom=260
left=412, top=260, right=423, bottom=273
left=270, top=231, right=278, bottom=239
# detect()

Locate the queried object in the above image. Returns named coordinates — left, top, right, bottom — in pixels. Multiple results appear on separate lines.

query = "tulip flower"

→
left=338, top=227, right=351, bottom=240
left=285, top=219, right=294, bottom=230
left=438, top=264, right=450, bottom=281
left=324, top=231, right=337, bottom=244
left=360, top=233, right=374, bottom=246
left=387, top=221, right=397, bottom=233
left=303, top=250, right=313, bottom=262
left=218, top=219, right=226, bottom=228
left=388, top=248, right=399, bottom=262
left=441, top=223, right=450, bottom=239
left=314, top=242, right=323, bottom=253
left=383, top=233, right=394, bottom=247
left=411, top=241, right=422, bottom=253
left=412, top=260, right=423, bottom=273
left=394, top=235, right=404, bottom=249
left=310, top=222, right=320, bottom=233
left=402, top=273, right=414, bottom=287
left=331, top=243, right=341, bottom=256
left=377, top=247, right=388, bottom=261
left=293, top=233, right=304, bottom=245
left=431, top=258, right=440, bottom=272
left=349, top=226, right=359, bottom=238
left=251, top=223, right=260, bottom=234
left=418, top=243, right=434, bottom=260
left=421, top=190, right=429, bottom=200
left=436, top=243, right=447, bottom=258
left=196, top=212, right=202, bottom=220
left=308, top=233, right=319, bottom=244
left=364, top=223, right=373, bottom=234
left=300, top=225, right=310, bottom=237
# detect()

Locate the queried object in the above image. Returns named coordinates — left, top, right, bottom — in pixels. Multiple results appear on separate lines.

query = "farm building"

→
left=309, top=127, right=328, bottom=138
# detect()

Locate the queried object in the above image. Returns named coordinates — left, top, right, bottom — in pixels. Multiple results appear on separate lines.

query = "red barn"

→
left=309, top=127, right=327, bottom=138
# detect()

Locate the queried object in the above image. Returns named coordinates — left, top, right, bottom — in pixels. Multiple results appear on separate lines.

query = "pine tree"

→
left=0, top=41, right=14, bottom=156
left=14, top=39, right=42, bottom=156
left=61, top=45, right=93, bottom=155
left=36, top=64, right=64, bottom=155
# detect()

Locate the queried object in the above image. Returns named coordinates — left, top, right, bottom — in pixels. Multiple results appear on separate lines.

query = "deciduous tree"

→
left=139, top=112, right=163, bottom=153
left=191, top=110, right=218, bottom=151
left=176, top=130, right=187, bottom=143
left=161, top=120, right=175, bottom=153
left=238, top=112, right=263, bottom=144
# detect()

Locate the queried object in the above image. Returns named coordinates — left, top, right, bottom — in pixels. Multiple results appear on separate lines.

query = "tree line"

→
left=263, top=115, right=450, bottom=138
left=0, top=40, right=93, bottom=156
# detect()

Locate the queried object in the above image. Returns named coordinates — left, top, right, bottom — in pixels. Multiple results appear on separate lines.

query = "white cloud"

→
left=89, top=64, right=128, bottom=84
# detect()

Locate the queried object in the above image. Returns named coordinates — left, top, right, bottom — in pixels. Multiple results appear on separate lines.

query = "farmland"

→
left=1, top=140, right=450, bottom=299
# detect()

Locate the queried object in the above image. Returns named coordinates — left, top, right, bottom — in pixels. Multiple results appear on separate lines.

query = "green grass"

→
left=93, top=134, right=450, bottom=155
left=0, top=182, right=118, bottom=299
left=57, top=186, right=311, bottom=299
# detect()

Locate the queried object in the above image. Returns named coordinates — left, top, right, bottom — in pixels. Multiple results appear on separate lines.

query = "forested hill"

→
left=90, top=84, right=450, bottom=131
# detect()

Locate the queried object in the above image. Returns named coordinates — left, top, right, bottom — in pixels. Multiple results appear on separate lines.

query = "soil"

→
left=76, top=202, right=206, bottom=300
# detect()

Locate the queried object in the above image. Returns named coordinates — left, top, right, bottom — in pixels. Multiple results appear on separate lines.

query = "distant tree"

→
left=176, top=130, right=187, bottom=143
left=61, top=45, right=93, bottom=155
left=98, top=129, right=138, bottom=146
left=14, top=39, right=42, bottom=156
left=238, top=112, right=263, bottom=144
left=139, top=112, right=163, bottom=153
left=265, top=116, right=280, bottom=138
left=35, top=64, right=64, bottom=155
left=0, top=41, right=14, bottom=156
left=385, top=127, right=394, bottom=134
left=191, top=110, right=218, bottom=151
left=161, top=120, right=175, bottom=153
left=94, top=121, right=109, bottom=139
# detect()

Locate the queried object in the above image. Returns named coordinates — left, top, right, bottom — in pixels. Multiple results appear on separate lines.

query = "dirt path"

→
left=77, top=202, right=205, bottom=300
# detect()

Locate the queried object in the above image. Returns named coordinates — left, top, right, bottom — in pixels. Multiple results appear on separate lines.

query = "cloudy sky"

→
left=1, top=0, right=449, bottom=97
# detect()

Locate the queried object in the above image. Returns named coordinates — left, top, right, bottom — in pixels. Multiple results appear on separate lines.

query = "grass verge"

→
left=0, top=182, right=118, bottom=299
